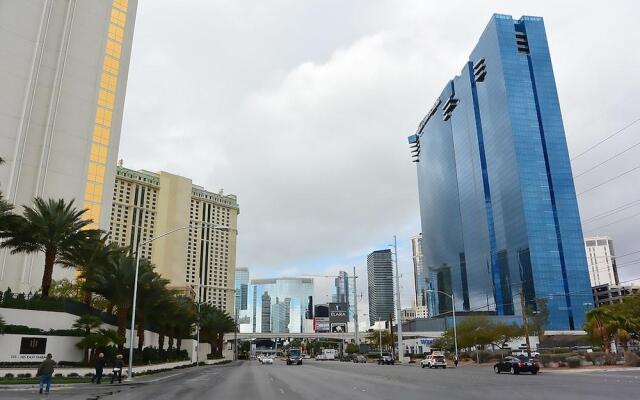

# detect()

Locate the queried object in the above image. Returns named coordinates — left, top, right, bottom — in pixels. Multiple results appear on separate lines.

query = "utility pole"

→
left=234, top=306, right=239, bottom=361
left=519, top=288, right=532, bottom=358
left=353, top=266, right=359, bottom=345
left=392, top=235, right=404, bottom=363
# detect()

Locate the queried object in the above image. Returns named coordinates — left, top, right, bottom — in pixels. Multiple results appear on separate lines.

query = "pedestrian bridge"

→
left=223, top=331, right=444, bottom=341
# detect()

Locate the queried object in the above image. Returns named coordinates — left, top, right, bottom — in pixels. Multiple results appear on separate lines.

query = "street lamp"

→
left=193, top=284, right=238, bottom=366
left=426, top=289, right=458, bottom=366
left=389, top=235, right=404, bottom=363
left=126, top=224, right=229, bottom=381
left=363, top=313, right=383, bottom=360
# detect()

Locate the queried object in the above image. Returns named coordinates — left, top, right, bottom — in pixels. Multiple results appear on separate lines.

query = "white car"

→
left=261, top=357, right=274, bottom=365
left=421, top=354, right=447, bottom=369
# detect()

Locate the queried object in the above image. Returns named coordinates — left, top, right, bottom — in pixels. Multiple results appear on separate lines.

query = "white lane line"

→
left=146, top=373, right=180, bottom=383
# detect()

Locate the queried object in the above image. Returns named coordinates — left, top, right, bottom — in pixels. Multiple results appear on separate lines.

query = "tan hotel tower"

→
left=110, top=164, right=239, bottom=315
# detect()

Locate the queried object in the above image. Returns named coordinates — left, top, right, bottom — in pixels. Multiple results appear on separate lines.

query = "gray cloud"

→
left=120, top=0, right=640, bottom=297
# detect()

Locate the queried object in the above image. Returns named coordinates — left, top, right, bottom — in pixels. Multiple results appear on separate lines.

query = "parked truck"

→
left=316, top=348, right=336, bottom=361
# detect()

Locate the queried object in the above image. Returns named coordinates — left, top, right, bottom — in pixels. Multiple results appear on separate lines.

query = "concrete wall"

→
left=0, top=308, right=80, bottom=330
left=0, top=334, right=83, bottom=363
left=0, top=308, right=226, bottom=363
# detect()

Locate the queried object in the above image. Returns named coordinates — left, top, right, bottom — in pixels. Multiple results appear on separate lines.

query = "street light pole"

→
left=378, top=319, right=383, bottom=360
left=427, top=289, right=458, bottom=365
left=127, top=225, right=192, bottom=381
left=127, top=224, right=229, bottom=380
left=392, top=235, right=404, bottom=363
left=352, top=266, right=359, bottom=345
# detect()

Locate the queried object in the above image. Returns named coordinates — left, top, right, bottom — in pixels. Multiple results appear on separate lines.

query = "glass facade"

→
left=83, top=0, right=130, bottom=227
left=367, top=250, right=395, bottom=326
left=240, top=278, right=314, bottom=333
left=410, top=14, right=591, bottom=331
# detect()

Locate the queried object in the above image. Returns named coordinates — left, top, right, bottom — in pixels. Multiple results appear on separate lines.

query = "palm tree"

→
left=584, top=308, right=617, bottom=352
left=134, top=272, right=170, bottom=351
left=0, top=192, right=14, bottom=235
left=1, top=198, right=98, bottom=297
left=85, top=253, right=156, bottom=349
left=76, top=328, right=123, bottom=363
left=199, top=304, right=235, bottom=357
left=73, top=314, right=103, bottom=363
left=60, top=231, right=124, bottom=305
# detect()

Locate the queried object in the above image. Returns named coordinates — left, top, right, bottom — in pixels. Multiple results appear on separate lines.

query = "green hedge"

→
left=3, top=324, right=83, bottom=337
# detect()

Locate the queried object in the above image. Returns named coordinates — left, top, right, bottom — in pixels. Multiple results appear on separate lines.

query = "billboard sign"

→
left=328, top=302, right=348, bottom=326
left=331, top=323, right=347, bottom=333
left=314, top=317, right=330, bottom=333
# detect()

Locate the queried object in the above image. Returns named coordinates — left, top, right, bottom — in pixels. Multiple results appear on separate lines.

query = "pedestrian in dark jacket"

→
left=91, top=353, right=106, bottom=384
left=36, top=353, right=56, bottom=394
left=111, top=354, right=124, bottom=384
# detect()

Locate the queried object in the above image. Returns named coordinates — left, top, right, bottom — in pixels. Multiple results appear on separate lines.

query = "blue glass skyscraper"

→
left=409, top=14, right=591, bottom=330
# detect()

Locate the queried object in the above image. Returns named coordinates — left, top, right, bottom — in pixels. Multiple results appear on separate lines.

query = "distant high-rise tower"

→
left=235, top=268, right=250, bottom=315
left=0, top=0, right=138, bottom=293
left=367, top=250, right=395, bottom=326
left=411, top=234, right=428, bottom=318
left=585, top=237, right=619, bottom=287
left=332, top=271, right=350, bottom=321
left=261, top=292, right=272, bottom=333
left=408, top=14, right=591, bottom=330
left=242, top=278, right=314, bottom=334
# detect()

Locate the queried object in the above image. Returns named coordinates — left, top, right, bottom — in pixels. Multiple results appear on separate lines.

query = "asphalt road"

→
left=1, top=360, right=639, bottom=400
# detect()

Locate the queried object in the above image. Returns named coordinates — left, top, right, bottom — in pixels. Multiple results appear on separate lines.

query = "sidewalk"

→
left=0, top=358, right=229, bottom=380
left=545, top=366, right=640, bottom=374
left=0, top=359, right=233, bottom=391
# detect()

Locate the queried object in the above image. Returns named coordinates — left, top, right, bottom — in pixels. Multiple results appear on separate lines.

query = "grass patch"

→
left=0, top=377, right=92, bottom=385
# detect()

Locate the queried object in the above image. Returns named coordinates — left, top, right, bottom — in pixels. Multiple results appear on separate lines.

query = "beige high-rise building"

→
left=0, top=0, right=138, bottom=292
left=110, top=164, right=239, bottom=315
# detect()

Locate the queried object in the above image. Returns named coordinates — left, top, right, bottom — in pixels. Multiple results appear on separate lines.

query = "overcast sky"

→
left=119, top=0, right=640, bottom=318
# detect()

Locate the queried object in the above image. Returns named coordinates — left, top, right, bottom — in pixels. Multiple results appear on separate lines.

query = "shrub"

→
left=539, top=352, right=580, bottom=367
left=54, top=373, right=63, bottom=378
left=585, top=352, right=605, bottom=364
left=67, top=372, right=79, bottom=377
left=4, top=373, right=14, bottom=378
left=17, top=373, right=31, bottom=378
left=623, top=351, right=640, bottom=367
left=207, top=354, right=223, bottom=360
left=85, top=373, right=95, bottom=377
left=566, top=356, right=582, bottom=368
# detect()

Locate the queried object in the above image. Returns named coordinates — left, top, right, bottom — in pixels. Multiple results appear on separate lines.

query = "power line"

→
left=574, top=138, right=640, bottom=178
left=571, top=116, right=640, bottom=161
left=584, top=210, right=640, bottom=233
left=582, top=199, right=640, bottom=224
left=577, top=163, right=640, bottom=196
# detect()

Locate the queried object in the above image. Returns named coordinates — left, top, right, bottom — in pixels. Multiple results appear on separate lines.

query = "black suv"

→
left=286, top=348, right=303, bottom=365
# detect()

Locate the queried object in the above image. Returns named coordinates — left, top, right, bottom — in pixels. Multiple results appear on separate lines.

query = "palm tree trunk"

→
left=83, top=289, right=92, bottom=306
left=116, top=308, right=128, bottom=351
left=168, top=335, right=174, bottom=350
left=41, top=249, right=56, bottom=297
left=137, top=320, right=145, bottom=352
left=177, top=336, right=182, bottom=351
left=158, top=330, right=165, bottom=350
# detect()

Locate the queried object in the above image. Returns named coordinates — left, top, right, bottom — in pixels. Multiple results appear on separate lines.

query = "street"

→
left=1, top=360, right=639, bottom=400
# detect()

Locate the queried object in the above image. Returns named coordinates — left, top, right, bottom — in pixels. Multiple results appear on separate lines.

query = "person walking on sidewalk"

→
left=91, top=353, right=106, bottom=384
left=36, top=353, right=56, bottom=394
left=111, top=354, right=124, bottom=384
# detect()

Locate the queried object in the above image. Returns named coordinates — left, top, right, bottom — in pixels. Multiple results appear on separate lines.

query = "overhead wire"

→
left=581, top=199, right=640, bottom=224
left=571, top=116, right=640, bottom=161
